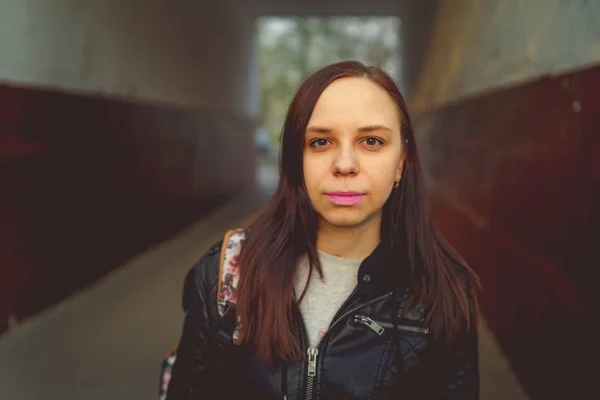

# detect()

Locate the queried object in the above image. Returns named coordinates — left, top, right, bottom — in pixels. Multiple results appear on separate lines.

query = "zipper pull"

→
left=356, top=316, right=385, bottom=335
left=307, top=347, right=319, bottom=377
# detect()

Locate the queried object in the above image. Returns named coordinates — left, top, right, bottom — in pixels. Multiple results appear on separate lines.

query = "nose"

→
left=332, top=143, right=359, bottom=176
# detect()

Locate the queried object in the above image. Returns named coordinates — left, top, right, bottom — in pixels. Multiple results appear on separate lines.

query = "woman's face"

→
left=303, top=77, right=405, bottom=230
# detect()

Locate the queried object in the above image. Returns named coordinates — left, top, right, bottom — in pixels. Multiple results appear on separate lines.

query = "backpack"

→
left=159, top=228, right=245, bottom=400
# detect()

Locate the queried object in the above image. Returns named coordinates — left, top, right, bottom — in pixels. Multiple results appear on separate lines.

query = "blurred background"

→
left=0, top=0, right=598, bottom=399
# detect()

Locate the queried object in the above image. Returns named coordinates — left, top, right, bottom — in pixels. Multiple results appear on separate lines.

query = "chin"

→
left=319, top=210, right=370, bottom=229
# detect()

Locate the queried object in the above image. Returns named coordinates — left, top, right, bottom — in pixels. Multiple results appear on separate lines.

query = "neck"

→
left=316, top=215, right=381, bottom=259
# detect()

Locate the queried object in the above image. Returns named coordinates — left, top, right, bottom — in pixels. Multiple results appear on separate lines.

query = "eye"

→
left=309, top=138, right=331, bottom=148
left=362, top=136, right=384, bottom=147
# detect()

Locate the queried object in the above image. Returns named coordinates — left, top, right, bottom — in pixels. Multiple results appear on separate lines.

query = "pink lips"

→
left=325, top=192, right=365, bottom=206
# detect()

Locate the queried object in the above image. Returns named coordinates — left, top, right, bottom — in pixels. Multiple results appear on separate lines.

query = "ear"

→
left=395, top=154, right=405, bottom=182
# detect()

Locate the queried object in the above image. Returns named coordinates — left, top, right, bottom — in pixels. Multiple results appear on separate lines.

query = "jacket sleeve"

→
left=435, top=325, right=480, bottom=399
left=166, top=253, right=221, bottom=399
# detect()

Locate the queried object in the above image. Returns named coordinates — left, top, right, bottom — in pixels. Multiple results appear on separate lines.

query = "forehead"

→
left=308, top=77, right=399, bottom=128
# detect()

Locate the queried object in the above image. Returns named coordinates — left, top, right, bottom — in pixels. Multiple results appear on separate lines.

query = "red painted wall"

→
left=416, top=64, right=600, bottom=399
left=0, top=83, right=255, bottom=333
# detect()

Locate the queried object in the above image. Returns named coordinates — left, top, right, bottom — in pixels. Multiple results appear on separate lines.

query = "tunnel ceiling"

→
left=237, top=0, right=410, bottom=17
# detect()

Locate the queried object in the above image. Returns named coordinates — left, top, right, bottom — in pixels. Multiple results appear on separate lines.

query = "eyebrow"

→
left=306, top=125, right=393, bottom=133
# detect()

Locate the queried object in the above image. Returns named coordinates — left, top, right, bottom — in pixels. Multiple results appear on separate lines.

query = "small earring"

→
left=393, top=180, right=400, bottom=188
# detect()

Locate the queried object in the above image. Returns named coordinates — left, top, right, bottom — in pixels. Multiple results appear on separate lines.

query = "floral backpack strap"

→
left=159, top=229, right=245, bottom=400
left=217, top=228, right=245, bottom=343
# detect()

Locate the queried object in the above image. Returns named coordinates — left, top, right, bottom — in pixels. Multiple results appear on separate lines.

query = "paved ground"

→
left=0, top=161, right=529, bottom=400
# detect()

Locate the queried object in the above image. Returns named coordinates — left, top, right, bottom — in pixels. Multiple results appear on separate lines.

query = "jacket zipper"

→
left=353, top=314, right=430, bottom=335
left=293, top=293, right=314, bottom=400
left=297, top=291, right=395, bottom=400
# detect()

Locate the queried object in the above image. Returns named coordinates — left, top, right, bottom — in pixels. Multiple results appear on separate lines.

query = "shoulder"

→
left=181, top=239, right=223, bottom=310
left=195, top=238, right=226, bottom=282
left=181, top=229, right=247, bottom=309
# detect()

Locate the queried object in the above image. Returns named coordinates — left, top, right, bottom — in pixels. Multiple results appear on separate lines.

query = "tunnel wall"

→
left=408, top=0, right=600, bottom=112
left=397, top=0, right=440, bottom=100
left=414, top=47, right=600, bottom=400
left=0, top=0, right=257, bottom=333
left=406, top=2, right=600, bottom=398
left=0, top=0, right=257, bottom=114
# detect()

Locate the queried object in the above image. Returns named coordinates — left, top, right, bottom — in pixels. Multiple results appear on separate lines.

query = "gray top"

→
left=294, top=250, right=363, bottom=347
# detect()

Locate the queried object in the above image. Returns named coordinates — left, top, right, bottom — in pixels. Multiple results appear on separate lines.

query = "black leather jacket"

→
left=167, top=240, right=479, bottom=399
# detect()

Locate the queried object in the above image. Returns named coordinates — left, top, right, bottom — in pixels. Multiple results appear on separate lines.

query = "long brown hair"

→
left=237, top=61, right=480, bottom=365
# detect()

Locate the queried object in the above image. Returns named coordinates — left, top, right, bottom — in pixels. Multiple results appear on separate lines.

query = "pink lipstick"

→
left=325, top=192, right=365, bottom=206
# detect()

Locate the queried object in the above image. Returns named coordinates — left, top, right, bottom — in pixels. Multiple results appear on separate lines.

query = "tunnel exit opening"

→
left=252, top=16, right=401, bottom=193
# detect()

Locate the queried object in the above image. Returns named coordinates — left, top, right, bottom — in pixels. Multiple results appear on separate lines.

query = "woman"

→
left=167, top=61, right=481, bottom=399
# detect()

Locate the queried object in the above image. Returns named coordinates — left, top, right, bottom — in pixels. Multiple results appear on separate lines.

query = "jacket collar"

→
left=356, top=242, right=411, bottom=298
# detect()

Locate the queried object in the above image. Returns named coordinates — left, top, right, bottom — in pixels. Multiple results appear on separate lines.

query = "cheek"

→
left=302, top=157, right=323, bottom=195
left=369, top=181, right=394, bottom=207
left=364, top=159, right=397, bottom=190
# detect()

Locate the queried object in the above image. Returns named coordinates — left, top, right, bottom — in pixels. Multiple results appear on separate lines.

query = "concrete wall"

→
left=0, top=0, right=260, bottom=331
left=397, top=0, right=439, bottom=100
left=408, top=2, right=600, bottom=396
left=409, top=0, right=600, bottom=112
left=0, top=0, right=257, bottom=115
